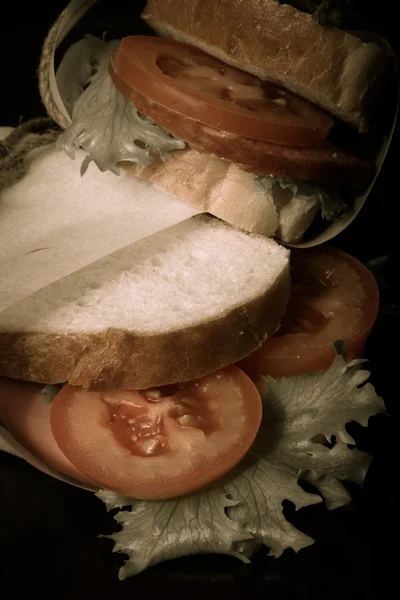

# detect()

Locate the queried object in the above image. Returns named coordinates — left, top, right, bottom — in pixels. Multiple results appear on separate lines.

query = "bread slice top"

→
left=2, top=215, right=288, bottom=335
left=0, top=214, right=290, bottom=389
left=142, top=0, right=388, bottom=131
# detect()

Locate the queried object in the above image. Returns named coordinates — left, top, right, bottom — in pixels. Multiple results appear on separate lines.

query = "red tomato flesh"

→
left=121, top=84, right=374, bottom=188
left=50, top=366, right=262, bottom=499
left=238, top=247, right=379, bottom=379
left=110, top=36, right=333, bottom=146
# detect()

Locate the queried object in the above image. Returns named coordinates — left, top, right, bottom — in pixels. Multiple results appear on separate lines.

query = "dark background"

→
left=0, top=1, right=399, bottom=597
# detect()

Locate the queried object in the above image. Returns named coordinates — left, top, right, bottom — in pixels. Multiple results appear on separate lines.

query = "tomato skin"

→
left=238, top=248, right=379, bottom=379
left=110, top=36, right=333, bottom=147
left=0, top=378, right=97, bottom=486
left=50, top=366, right=262, bottom=499
left=115, top=81, right=374, bottom=188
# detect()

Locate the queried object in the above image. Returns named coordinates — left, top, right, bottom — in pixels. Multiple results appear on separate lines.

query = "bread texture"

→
left=0, top=215, right=290, bottom=390
left=121, top=148, right=278, bottom=237
left=142, top=0, right=388, bottom=131
left=120, top=150, right=323, bottom=243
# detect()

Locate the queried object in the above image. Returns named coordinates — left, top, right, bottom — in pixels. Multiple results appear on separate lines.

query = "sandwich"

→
left=0, top=0, right=391, bottom=579
left=44, top=0, right=393, bottom=245
left=0, top=138, right=386, bottom=575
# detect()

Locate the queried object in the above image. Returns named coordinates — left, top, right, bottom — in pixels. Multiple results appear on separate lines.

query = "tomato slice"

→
left=122, top=85, right=375, bottom=188
left=50, top=366, right=262, bottom=499
left=238, top=248, right=379, bottom=379
left=0, top=378, right=97, bottom=486
left=110, top=36, right=333, bottom=147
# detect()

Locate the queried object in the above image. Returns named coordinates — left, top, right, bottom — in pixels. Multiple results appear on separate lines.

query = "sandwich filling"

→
left=0, top=348, right=386, bottom=577
left=56, top=35, right=354, bottom=242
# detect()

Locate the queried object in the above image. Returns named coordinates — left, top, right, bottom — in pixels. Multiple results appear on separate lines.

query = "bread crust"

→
left=142, top=0, right=388, bottom=131
left=0, top=267, right=290, bottom=389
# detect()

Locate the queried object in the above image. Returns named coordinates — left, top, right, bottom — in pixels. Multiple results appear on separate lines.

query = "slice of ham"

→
left=0, top=377, right=97, bottom=487
left=122, top=86, right=375, bottom=188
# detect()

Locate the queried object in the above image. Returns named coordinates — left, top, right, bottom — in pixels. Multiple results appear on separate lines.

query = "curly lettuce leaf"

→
left=257, top=175, right=346, bottom=241
left=97, top=488, right=252, bottom=579
left=225, top=461, right=320, bottom=557
left=56, top=37, right=185, bottom=175
left=258, top=176, right=346, bottom=221
left=226, top=348, right=385, bottom=556
left=55, top=35, right=107, bottom=118
left=279, top=179, right=346, bottom=221
left=98, top=346, right=385, bottom=578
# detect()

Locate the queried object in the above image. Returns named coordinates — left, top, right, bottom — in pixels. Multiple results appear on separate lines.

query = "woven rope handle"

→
left=38, top=0, right=98, bottom=129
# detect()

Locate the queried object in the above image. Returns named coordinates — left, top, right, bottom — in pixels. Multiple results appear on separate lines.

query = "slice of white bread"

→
left=0, top=213, right=290, bottom=390
left=122, top=150, right=321, bottom=242
left=121, top=148, right=279, bottom=237
left=0, top=125, right=318, bottom=244
left=142, top=0, right=388, bottom=131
